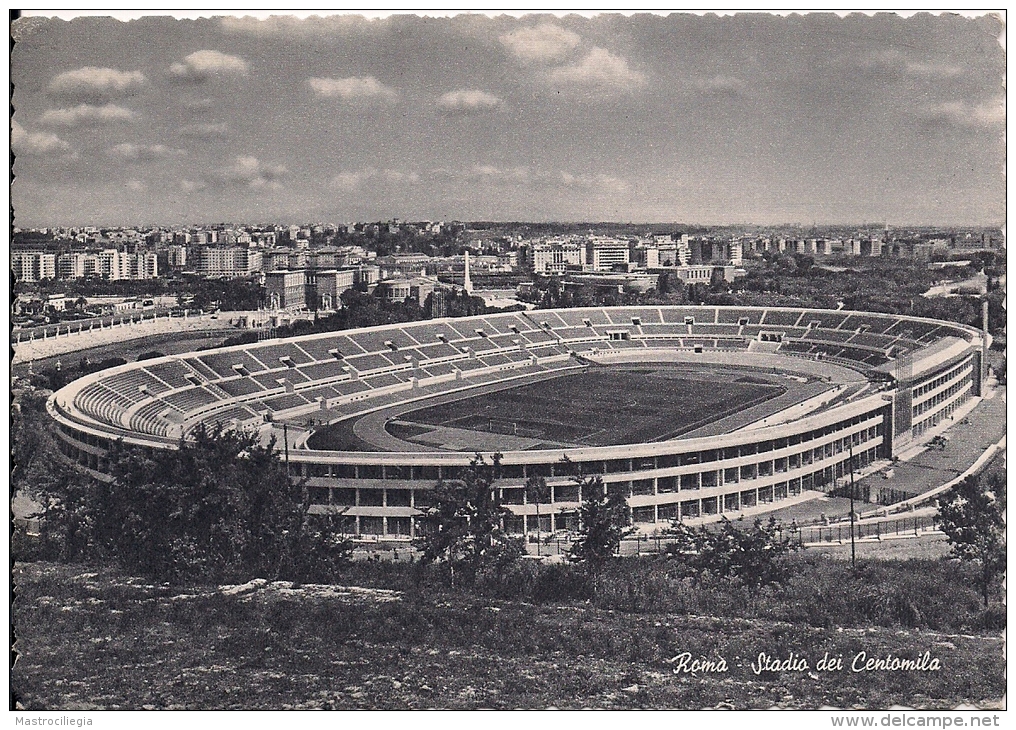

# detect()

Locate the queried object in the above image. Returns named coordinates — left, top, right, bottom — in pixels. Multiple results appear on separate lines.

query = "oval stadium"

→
left=48, top=306, right=988, bottom=539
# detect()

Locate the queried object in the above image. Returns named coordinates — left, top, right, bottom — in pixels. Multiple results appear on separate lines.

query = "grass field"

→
left=11, top=561, right=1005, bottom=710
left=397, top=366, right=786, bottom=447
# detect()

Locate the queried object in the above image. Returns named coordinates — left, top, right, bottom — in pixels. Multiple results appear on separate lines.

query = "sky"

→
left=10, top=12, right=1005, bottom=228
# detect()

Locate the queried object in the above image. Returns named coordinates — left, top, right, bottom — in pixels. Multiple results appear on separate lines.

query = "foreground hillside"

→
left=12, top=562, right=1004, bottom=710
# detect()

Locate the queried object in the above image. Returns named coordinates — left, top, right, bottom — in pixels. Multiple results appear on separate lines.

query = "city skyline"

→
left=11, top=12, right=1005, bottom=228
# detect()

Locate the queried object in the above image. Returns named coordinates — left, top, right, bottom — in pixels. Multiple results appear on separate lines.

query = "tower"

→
left=463, top=250, right=473, bottom=295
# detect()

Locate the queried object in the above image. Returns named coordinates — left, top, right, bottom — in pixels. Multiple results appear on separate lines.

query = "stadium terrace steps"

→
left=759, top=309, right=804, bottom=326
left=216, top=377, right=267, bottom=398
left=690, top=323, right=742, bottom=336
left=803, top=329, right=854, bottom=343
left=659, top=307, right=710, bottom=323
left=717, top=308, right=763, bottom=324
left=58, top=306, right=974, bottom=441
left=143, top=360, right=194, bottom=390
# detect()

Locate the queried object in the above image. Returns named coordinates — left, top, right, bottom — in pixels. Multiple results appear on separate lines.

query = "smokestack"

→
left=982, top=299, right=989, bottom=334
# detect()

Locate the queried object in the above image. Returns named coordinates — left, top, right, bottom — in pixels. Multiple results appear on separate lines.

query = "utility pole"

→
left=848, top=442, right=856, bottom=570
left=283, top=423, right=291, bottom=477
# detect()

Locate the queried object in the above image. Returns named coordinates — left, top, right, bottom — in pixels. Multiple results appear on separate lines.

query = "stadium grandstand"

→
left=48, top=306, right=988, bottom=538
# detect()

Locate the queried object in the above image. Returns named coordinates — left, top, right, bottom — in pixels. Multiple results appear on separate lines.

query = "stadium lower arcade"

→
left=49, top=306, right=987, bottom=538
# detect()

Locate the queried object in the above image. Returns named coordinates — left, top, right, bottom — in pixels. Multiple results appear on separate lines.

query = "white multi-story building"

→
left=125, top=251, right=159, bottom=279
left=57, top=252, right=89, bottom=280
left=530, top=240, right=586, bottom=274
left=197, top=247, right=259, bottom=278
left=11, top=251, right=57, bottom=282
left=585, top=237, right=630, bottom=272
left=50, top=249, right=156, bottom=280
left=97, top=249, right=122, bottom=279
left=167, top=245, right=187, bottom=269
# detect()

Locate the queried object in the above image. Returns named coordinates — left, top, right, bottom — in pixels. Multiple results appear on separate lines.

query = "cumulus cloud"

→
left=307, top=76, right=398, bottom=102
left=169, top=50, right=249, bottom=83
left=214, top=156, right=288, bottom=189
left=548, top=47, right=646, bottom=90
left=178, top=122, right=229, bottom=139
left=107, top=143, right=186, bottom=161
left=47, top=66, right=146, bottom=103
left=500, top=23, right=580, bottom=63
left=39, top=103, right=138, bottom=127
left=11, top=121, right=72, bottom=155
left=919, top=99, right=1004, bottom=128
left=331, top=167, right=418, bottom=191
left=437, top=89, right=501, bottom=115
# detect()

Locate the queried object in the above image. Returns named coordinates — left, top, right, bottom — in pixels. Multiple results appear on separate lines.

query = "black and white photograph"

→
left=10, top=10, right=1006, bottom=715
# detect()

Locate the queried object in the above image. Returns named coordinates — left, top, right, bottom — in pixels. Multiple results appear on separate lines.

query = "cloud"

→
left=214, top=156, right=288, bottom=189
left=178, top=122, right=229, bottom=139
left=430, top=165, right=531, bottom=185
left=379, top=169, right=419, bottom=184
left=919, top=100, right=1004, bottom=128
left=220, top=14, right=372, bottom=37
left=39, top=103, right=139, bottom=127
left=557, top=171, right=630, bottom=194
left=437, top=89, right=501, bottom=115
left=500, top=23, right=580, bottom=63
left=107, top=143, right=187, bottom=161
left=126, top=179, right=147, bottom=192
left=47, top=66, right=146, bottom=103
left=11, top=121, right=72, bottom=155
left=169, top=50, right=248, bottom=83
left=307, top=76, right=398, bottom=102
left=856, top=50, right=964, bottom=80
left=181, top=97, right=215, bottom=110
left=906, top=61, right=963, bottom=78
left=548, top=47, right=646, bottom=90
left=181, top=157, right=286, bottom=193
left=687, top=75, right=745, bottom=94
left=430, top=164, right=627, bottom=193
left=331, top=167, right=418, bottom=191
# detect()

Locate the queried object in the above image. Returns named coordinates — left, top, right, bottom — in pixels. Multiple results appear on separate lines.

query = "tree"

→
left=666, top=516, right=800, bottom=593
left=524, top=474, right=550, bottom=556
left=569, top=475, right=633, bottom=572
left=92, top=425, right=350, bottom=583
left=413, top=453, right=521, bottom=588
left=935, top=472, right=1006, bottom=606
left=12, top=392, right=96, bottom=562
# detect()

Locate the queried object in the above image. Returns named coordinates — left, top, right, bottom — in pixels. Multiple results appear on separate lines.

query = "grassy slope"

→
left=12, top=563, right=1004, bottom=710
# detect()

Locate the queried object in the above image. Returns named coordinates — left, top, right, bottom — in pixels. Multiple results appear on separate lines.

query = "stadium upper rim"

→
left=46, top=305, right=985, bottom=466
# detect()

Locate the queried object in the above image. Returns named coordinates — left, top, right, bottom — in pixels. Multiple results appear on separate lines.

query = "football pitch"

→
left=396, top=366, right=787, bottom=447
